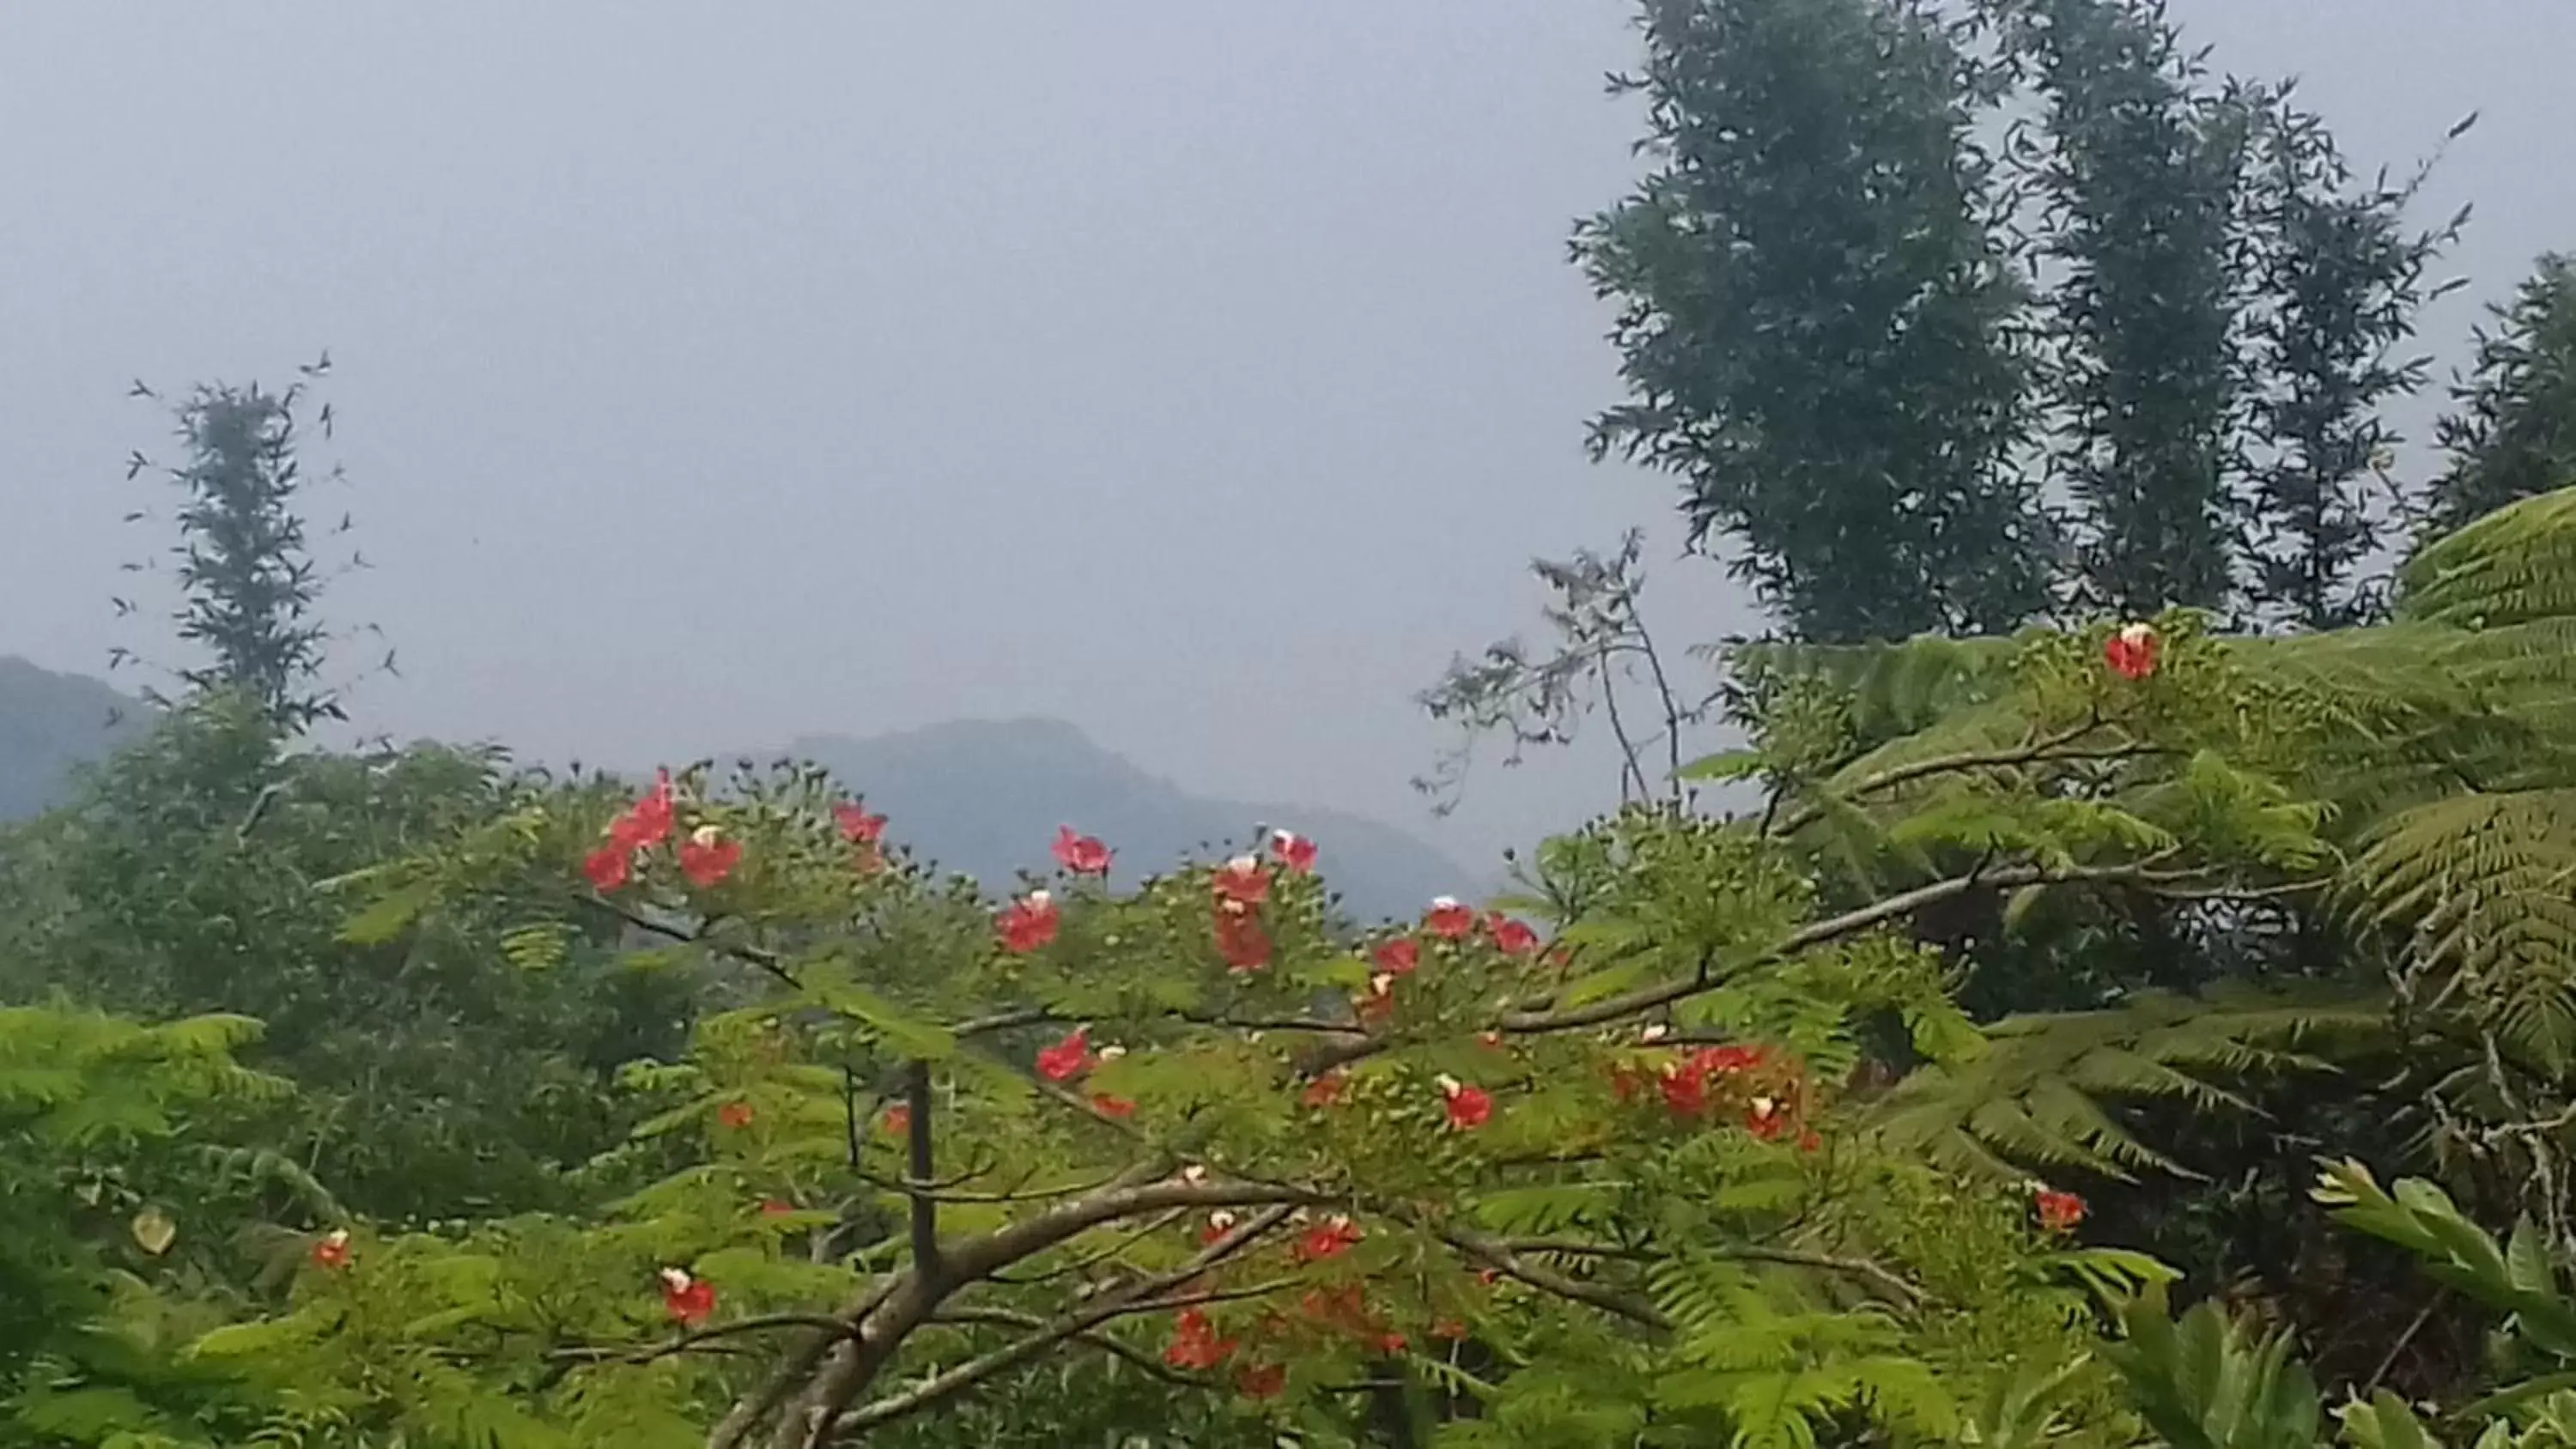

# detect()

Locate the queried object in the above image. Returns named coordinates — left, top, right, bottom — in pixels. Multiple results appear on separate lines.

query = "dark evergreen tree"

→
left=1988, top=0, right=2249, bottom=618
left=2424, top=252, right=2576, bottom=540
left=2234, top=94, right=2463, bottom=628
left=1576, top=0, right=2053, bottom=645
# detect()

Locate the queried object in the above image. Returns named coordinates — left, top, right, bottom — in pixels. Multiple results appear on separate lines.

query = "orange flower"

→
left=880, top=1102, right=911, bottom=1137
left=996, top=891, right=1060, bottom=953
left=1091, top=1092, right=1138, bottom=1119
left=1299, top=1072, right=1347, bottom=1108
left=1745, top=1095, right=1789, bottom=1141
left=1200, top=1209, right=1240, bottom=1246
left=1051, top=825, right=1113, bottom=876
left=309, top=1228, right=351, bottom=1270
left=2103, top=621, right=2160, bottom=681
left=758, top=1197, right=797, bottom=1217
left=716, top=1100, right=755, bottom=1131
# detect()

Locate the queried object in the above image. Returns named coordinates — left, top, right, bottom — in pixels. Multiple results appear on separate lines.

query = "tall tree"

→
left=152, top=367, right=342, bottom=731
left=1576, top=0, right=2053, bottom=645
left=2234, top=94, right=2461, bottom=628
left=1989, top=0, right=2251, bottom=618
left=2423, top=253, right=2576, bottom=540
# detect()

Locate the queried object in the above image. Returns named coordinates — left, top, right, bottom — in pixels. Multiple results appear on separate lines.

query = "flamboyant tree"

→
left=159, top=605, right=2470, bottom=1448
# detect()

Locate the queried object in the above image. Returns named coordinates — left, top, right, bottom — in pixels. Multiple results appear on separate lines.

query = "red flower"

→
left=1431, top=1318, right=1469, bottom=1342
left=678, top=826, right=742, bottom=887
left=582, top=845, right=631, bottom=892
left=1423, top=896, right=1475, bottom=939
left=996, top=890, right=1060, bottom=954
left=1658, top=1061, right=1708, bottom=1117
left=1091, top=1092, right=1138, bottom=1119
left=833, top=802, right=886, bottom=845
left=309, top=1228, right=351, bottom=1270
left=611, top=771, right=677, bottom=851
left=1036, top=1026, right=1097, bottom=1082
left=1268, top=828, right=1318, bottom=875
left=1693, top=1044, right=1767, bottom=1076
left=1474, top=1268, right=1501, bottom=1287
left=1438, top=1076, right=1492, bottom=1131
left=1200, top=1210, right=1240, bottom=1246
left=2035, top=1188, right=2087, bottom=1234
left=1800, top=1128, right=1822, bottom=1155
left=1215, top=911, right=1273, bottom=973
left=1212, top=856, right=1271, bottom=906
left=1373, top=1331, right=1408, bottom=1355
left=1051, top=825, right=1114, bottom=876
left=880, top=1102, right=911, bottom=1137
left=1745, top=1095, right=1789, bottom=1141
left=1236, top=1362, right=1286, bottom=1399
left=1356, top=972, right=1397, bottom=1024
left=1294, top=1215, right=1364, bottom=1263
left=759, top=1197, right=797, bottom=1217
left=2104, top=621, right=2160, bottom=681
left=716, top=1100, right=755, bottom=1131
left=1486, top=913, right=1540, bottom=956
left=1164, top=1308, right=1237, bottom=1370
left=659, top=1267, right=715, bottom=1325
left=1370, top=937, right=1420, bottom=975
left=1300, top=1072, right=1347, bottom=1108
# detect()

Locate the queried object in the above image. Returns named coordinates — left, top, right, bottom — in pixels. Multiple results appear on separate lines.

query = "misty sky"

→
left=4, top=3, right=2571, bottom=874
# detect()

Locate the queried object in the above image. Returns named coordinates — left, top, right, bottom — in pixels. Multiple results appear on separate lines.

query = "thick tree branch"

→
left=829, top=1212, right=1297, bottom=1437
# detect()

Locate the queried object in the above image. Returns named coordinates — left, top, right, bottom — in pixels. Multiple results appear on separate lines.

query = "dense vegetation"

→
left=5, top=3, right=2576, bottom=1446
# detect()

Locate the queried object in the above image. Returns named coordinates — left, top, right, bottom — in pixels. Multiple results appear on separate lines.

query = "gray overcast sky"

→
left=4, top=3, right=2571, bottom=873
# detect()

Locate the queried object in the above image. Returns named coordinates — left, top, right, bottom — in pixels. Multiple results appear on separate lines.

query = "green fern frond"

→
left=1868, top=988, right=2385, bottom=1182
left=2401, top=484, right=2576, bottom=630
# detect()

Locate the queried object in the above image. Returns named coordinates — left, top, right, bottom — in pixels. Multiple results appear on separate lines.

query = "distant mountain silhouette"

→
left=775, top=718, right=1489, bottom=925
left=0, top=656, right=147, bottom=820
left=0, top=665, right=1486, bottom=924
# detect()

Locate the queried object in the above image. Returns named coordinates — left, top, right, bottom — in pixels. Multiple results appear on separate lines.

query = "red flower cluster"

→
left=1269, top=828, right=1319, bottom=874
left=834, top=801, right=888, bottom=872
left=1293, top=1215, right=1364, bottom=1264
left=2034, top=1187, right=2087, bottom=1234
left=1036, top=1026, right=1098, bottom=1082
left=659, top=1267, right=716, bottom=1325
left=584, top=771, right=675, bottom=890
left=996, top=890, right=1060, bottom=954
left=1051, top=825, right=1113, bottom=876
left=2104, top=621, right=2160, bottom=681
left=1164, top=1307, right=1237, bottom=1370
left=1437, top=1075, right=1492, bottom=1131
left=1423, top=896, right=1475, bottom=939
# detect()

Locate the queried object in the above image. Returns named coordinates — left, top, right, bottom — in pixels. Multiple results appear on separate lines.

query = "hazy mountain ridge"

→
left=0, top=656, right=147, bottom=820
left=0, top=658, right=1486, bottom=922
left=776, top=718, right=1491, bottom=925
